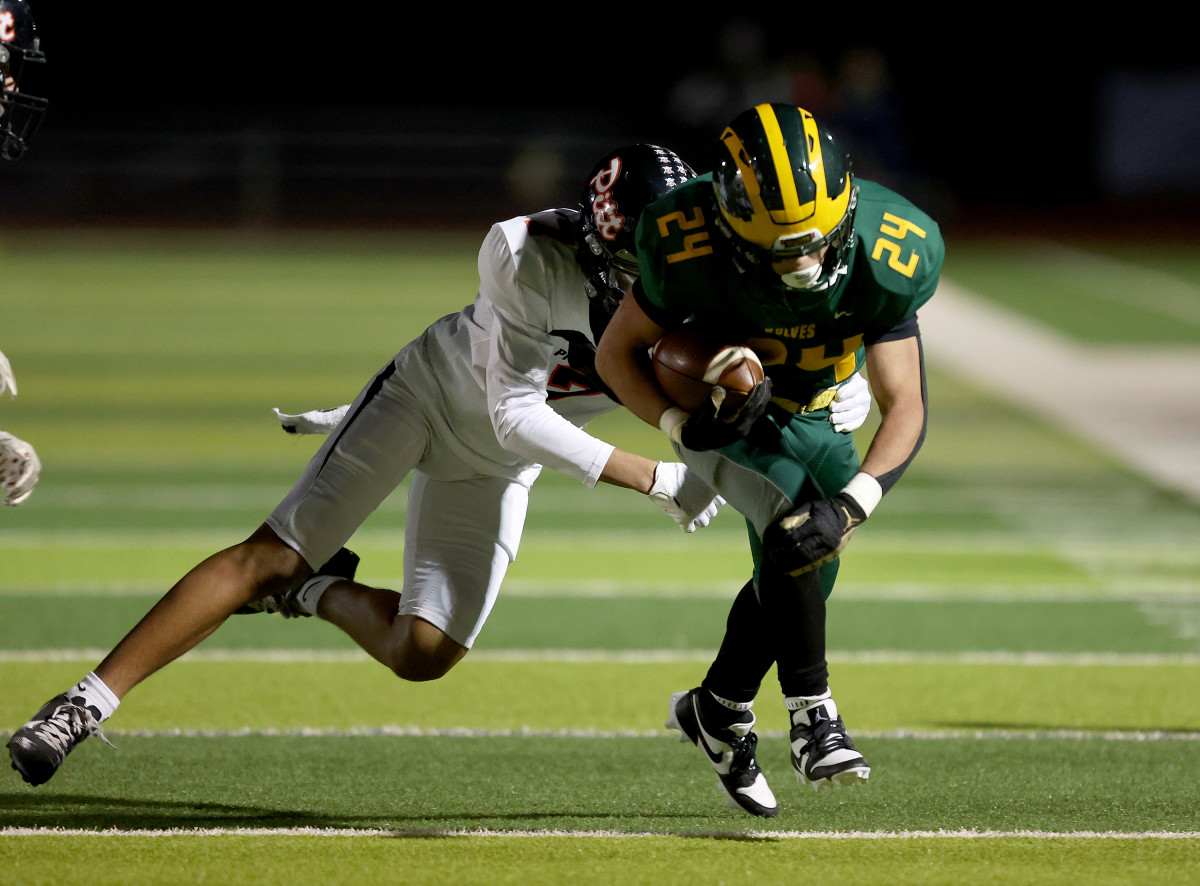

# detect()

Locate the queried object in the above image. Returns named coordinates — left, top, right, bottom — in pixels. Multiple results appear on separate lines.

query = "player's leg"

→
left=677, top=416, right=869, bottom=796
left=653, top=450, right=785, bottom=815
left=256, top=469, right=528, bottom=683
left=7, top=522, right=310, bottom=786
left=97, top=523, right=309, bottom=697
left=321, top=588, right=469, bottom=682
left=8, top=357, right=416, bottom=786
left=256, top=341, right=530, bottom=682
left=754, top=418, right=870, bottom=791
left=335, top=471, right=529, bottom=681
left=665, top=578, right=779, bottom=817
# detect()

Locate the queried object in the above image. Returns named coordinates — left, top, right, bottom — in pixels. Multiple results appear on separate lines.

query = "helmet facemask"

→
left=770, top=186, right=857, bottom=293
left=0, top=3, right=48, bottom=161
left=578, top=231, right=637, bottom=320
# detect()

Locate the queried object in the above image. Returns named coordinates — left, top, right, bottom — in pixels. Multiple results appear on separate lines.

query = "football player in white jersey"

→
left=1, top=1, right=48, bottom=507
left=8, top=144, right=871, bottom=788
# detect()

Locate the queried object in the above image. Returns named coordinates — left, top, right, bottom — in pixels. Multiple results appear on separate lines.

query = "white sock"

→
left=68, top=672, right=120, bottom=723
left=708, top=690, right=754, bottom=713
left=292, top=574, right=344, bottom=616
left=785, top=689, right=834, bottom=724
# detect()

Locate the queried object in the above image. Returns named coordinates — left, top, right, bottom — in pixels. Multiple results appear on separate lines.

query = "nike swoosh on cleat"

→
left=690, top=698, right=727, bottom=765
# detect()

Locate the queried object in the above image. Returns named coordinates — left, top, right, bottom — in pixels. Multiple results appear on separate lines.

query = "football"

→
left=652, top=325, right=764, bottom=414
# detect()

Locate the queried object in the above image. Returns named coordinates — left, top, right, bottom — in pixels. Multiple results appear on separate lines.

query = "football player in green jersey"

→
left=595, top=102, right=943, bottom=816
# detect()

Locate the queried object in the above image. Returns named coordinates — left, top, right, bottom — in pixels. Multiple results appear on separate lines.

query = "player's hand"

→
left=273, top=405, right=349, bottom=436
left=677, top=377, right=773, bottom=452
left=0, top=349, right=18, bottom=398
left=763, top=473, right=882, bottom=575
left=0, top=431, right=41, bottom=506
left=648, top=461, right=726, bottom=532
left=829, top=371, right=870, bottom=433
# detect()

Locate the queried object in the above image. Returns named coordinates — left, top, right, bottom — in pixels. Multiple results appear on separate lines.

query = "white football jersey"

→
left=404, top=208, right=620, bottom=486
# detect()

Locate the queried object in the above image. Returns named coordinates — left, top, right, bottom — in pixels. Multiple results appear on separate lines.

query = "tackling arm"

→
left=488, top=302, right=722, bottom=528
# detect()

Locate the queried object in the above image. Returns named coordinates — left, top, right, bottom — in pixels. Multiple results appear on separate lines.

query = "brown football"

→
left=652, top=325, right=764, bottom=414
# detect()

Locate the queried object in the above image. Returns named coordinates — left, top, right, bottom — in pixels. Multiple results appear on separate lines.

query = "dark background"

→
left=4, top=11, right=1199, bottom=237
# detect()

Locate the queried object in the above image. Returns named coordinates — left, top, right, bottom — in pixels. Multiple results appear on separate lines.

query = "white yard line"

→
left=2, top=649, right=1198, bottom=665
left=2, top=826, right=1197, bottom=839
left=922, top=280, right=1200, bottom=506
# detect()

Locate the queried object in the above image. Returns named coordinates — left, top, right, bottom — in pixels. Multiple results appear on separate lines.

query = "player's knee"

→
left=389, top=649, right=459, bottom=682
left=386, top=616, right=468, bottom=682
left=224, top=525, right=310, bottom=596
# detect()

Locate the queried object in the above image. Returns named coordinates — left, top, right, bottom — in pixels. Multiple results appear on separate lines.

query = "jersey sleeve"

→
left=854, top=183, right=946, bottom=336
left=478, top=221, right=616, bottom=488
left=630, top=189, right=707, bottom=330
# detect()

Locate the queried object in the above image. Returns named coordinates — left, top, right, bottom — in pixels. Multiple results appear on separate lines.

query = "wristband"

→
left=658, top=406, right=690, bottom=445
left=840, top=472, right=883, bottom=518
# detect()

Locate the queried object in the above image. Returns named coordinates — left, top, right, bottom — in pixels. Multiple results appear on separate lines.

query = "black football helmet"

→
left=577, top=144, right=696, bottom=320
left=0, top=0, right=47, bottom=160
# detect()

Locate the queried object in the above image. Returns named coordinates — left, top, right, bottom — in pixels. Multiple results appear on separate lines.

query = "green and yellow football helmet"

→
left=712, top=102, right=857, bottom=294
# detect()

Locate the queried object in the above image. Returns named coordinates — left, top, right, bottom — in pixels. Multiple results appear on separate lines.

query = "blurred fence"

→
left=0, top=107, right=645, bottom=230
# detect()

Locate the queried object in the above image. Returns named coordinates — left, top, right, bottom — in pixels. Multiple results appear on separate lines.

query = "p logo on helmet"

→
left=576, top=145, right=697, bottom=329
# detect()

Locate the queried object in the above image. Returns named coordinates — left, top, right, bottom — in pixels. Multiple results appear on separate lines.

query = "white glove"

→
left=647, top=461, right=726, bottom=532
left=274, top=405, right=349, bottom=435
left=0, top=349, right=17, bottom=398
left=829, top=371, right=871, bottom=433
left=0, top=430, right=41, bottom=506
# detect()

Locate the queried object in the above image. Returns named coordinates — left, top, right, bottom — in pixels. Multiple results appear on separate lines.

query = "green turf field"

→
left=1, top=230, right=1198, bottom=884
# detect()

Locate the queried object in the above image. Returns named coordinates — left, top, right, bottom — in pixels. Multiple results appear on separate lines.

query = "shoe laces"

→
left=801, top=708, right=851, bottom=756
left=726, top=731, right=762, bottom=776
left=28, top=702, right=116, bottom=757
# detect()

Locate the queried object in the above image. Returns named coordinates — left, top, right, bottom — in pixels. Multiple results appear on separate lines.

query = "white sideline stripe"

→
left=2, top=649, right=1199, bottom=665
left=2, top=826, right=1197, bottom=839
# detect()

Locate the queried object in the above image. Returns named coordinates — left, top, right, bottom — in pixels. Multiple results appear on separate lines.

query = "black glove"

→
left=678, top=377, right=773, bottom=452
left=764, top=491, right=866, bottom=576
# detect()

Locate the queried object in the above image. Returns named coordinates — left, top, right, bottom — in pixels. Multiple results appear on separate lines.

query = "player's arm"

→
left=592, top=292, right=673, bottom=430
left=486, top=300, right=623, bottom=484
left=594, top=293, right=773, bottom=450
left=489, top=302, right=722, bottom=529
left=858, top=334, right=926, bottom=489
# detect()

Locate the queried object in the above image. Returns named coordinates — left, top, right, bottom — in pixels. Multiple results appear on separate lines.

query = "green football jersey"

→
left=634, top=175, right=944, bottom=408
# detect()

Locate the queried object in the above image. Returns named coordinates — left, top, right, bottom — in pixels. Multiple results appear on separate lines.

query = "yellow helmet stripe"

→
left=756, top=103, right=804, bottom=223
